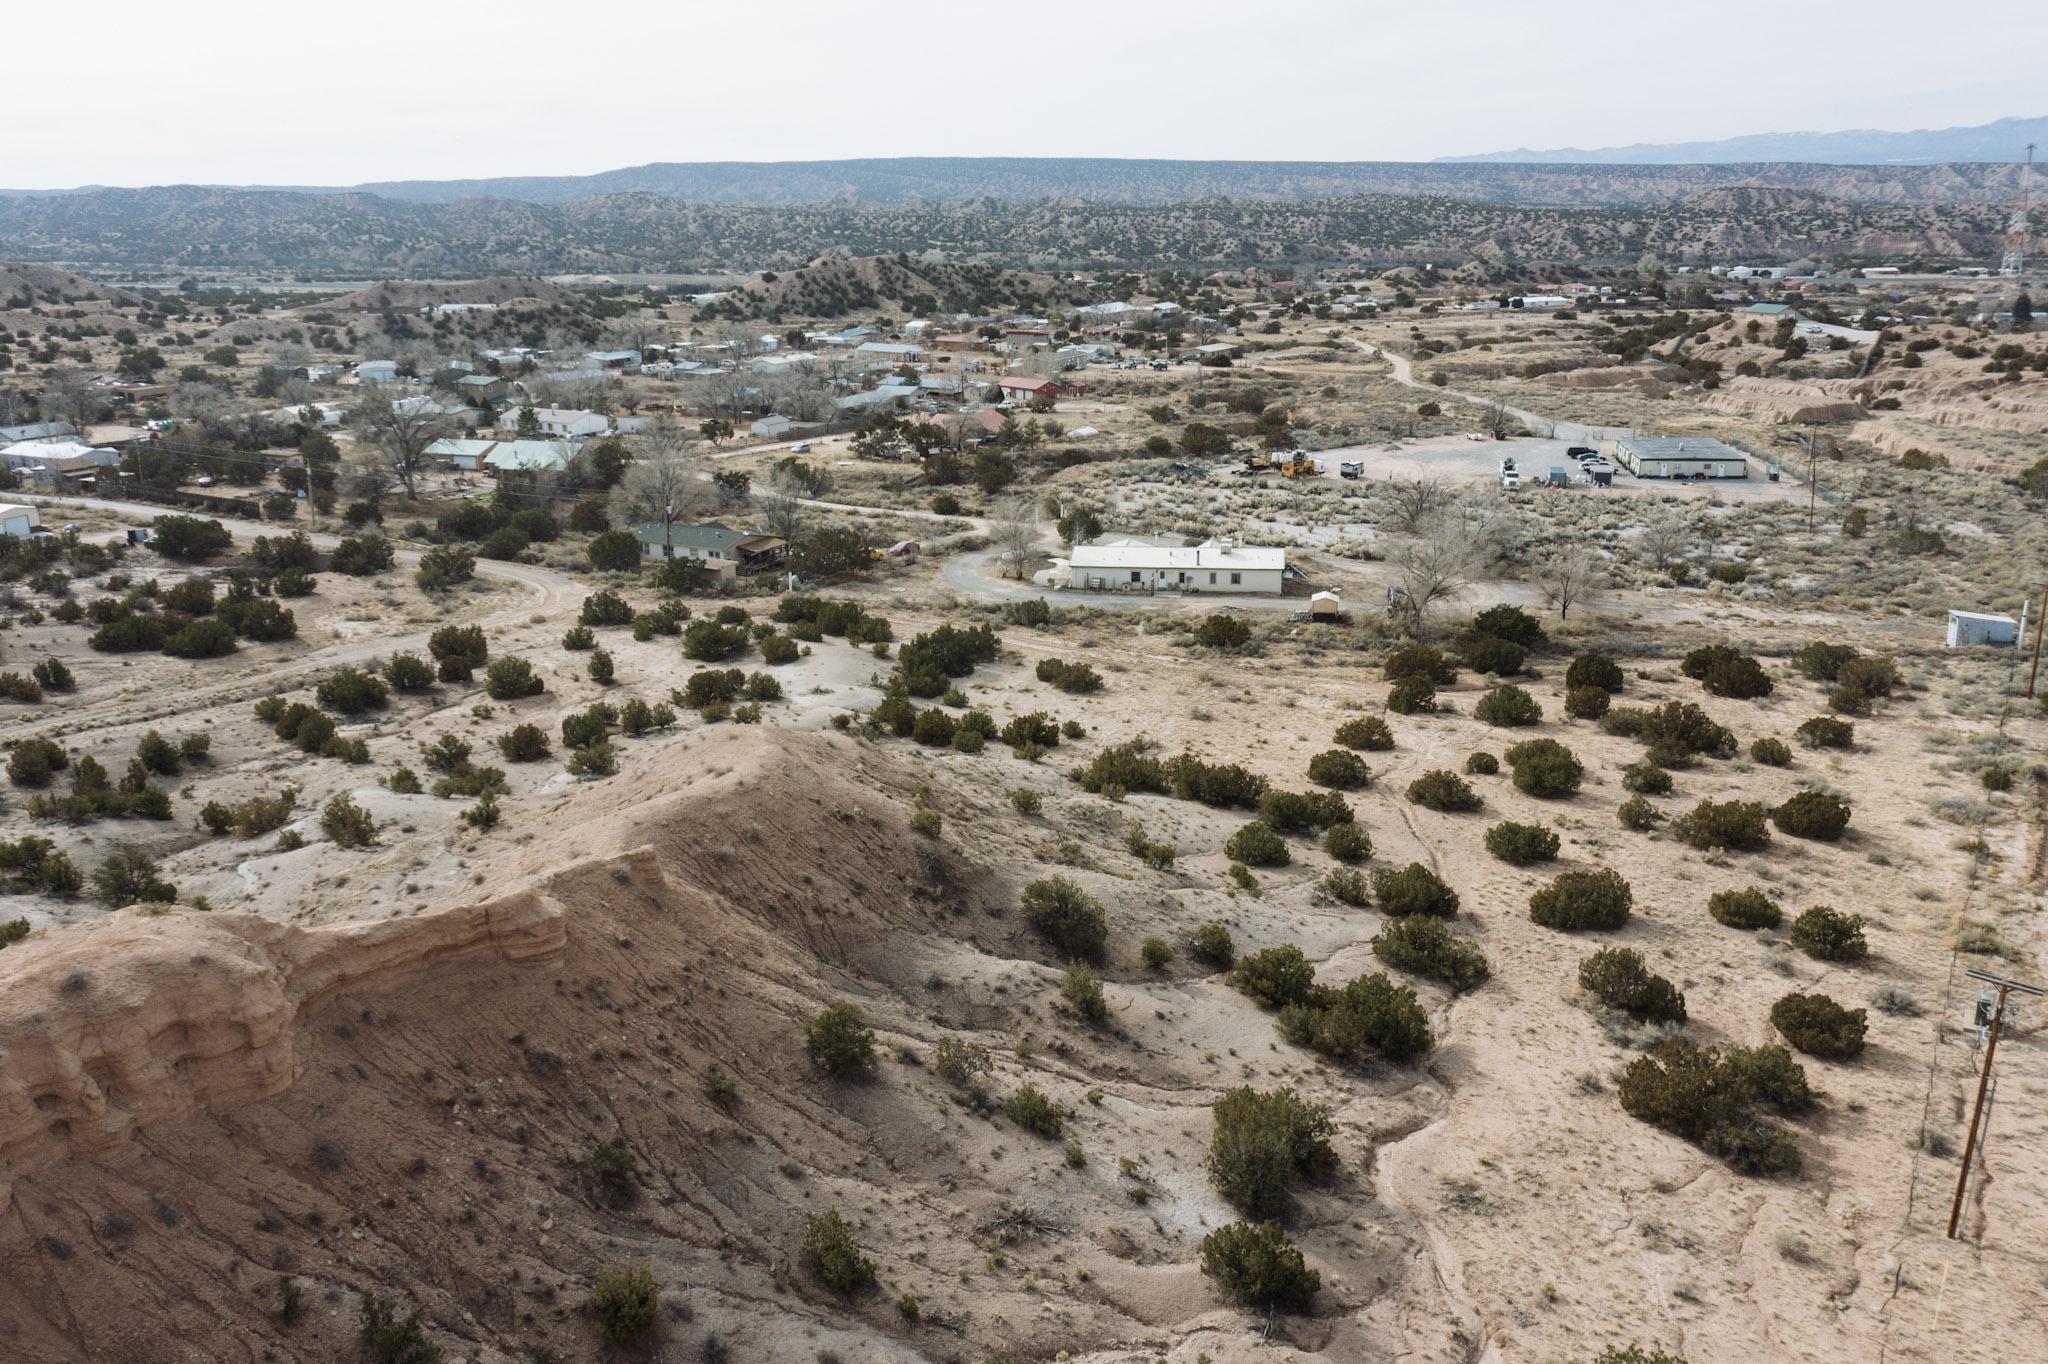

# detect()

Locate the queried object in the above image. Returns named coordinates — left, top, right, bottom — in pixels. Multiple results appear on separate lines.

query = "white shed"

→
left=0, top=503, right=41, bottom=538
left=1946, top=610, right=2017, bottom=648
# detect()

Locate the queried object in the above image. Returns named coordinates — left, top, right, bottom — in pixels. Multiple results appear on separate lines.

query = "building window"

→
left=1209, top=572, right=1216, bottom=584
left=1130, top=571, right=1141, bottom=583
left=1230, top=572, right=1241, bottom=585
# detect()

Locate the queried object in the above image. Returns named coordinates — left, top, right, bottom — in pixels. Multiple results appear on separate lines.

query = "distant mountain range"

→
left=1440, top=115, right=2047, bottom=166
left=0, top=154, right=2033, bottom=210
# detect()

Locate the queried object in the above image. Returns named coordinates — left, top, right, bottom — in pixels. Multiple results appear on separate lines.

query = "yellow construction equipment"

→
left=1278, top=456, right=1317, bottom=478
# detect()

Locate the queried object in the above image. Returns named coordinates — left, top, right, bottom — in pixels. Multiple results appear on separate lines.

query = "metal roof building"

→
left=1612, top=436, right=1749, bottom=480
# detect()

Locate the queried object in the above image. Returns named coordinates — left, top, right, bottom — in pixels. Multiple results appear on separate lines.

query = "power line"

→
left=1948, top=969, right=2044, bottom=1240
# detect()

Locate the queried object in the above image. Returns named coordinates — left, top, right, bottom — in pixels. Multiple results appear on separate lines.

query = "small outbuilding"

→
left=1309, top=590, right=1341, bottom=620
left=0, top=503, right=40, bottom=538
left=1946, top=610, right=2018, bottom=648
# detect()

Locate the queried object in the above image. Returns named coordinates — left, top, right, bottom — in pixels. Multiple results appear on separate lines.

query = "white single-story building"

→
left=750, top=414, right=793, bottom=438
left=502, top=406, right=609, bottom=439
left=0, top=503, right=40, bottom=537
left=355, top=360, right=401, bottom=384
left=1946, top=610, right=2018, bottom=648
left=1066, top=538, right=1285, bottom=595
left=1612, top=436, right=1748, bottom=480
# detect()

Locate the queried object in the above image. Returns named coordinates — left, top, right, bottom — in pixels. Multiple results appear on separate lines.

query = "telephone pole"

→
left=1948, top=969, right=2045, bottom=1240
left=2027, top=586, right=2047, bottom=699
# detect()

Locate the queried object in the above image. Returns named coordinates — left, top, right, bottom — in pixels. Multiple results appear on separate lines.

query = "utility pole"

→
left=2028, top=586, right=2047, bottom=699
left=1948, top=969, right=2045, bottom=1240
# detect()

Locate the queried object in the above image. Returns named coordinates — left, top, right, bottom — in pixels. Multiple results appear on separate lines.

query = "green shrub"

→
left=567, top=741, right=618, bottom=778
left=1621, top=762, right=1673, bottom=796
left=1141, top=936, right=1174, bottom=971
left=30, top=658, right=75, bottom=693
left=1564, top=685, right=1612, bottom=720
left=1333, top=716, right=1394, bottom=751
left=1002, top=711, right=1061, bottom=750
left=1770, top=992, right=1867, bottom=1059
left=1060, top=963, right=1107, bottom=1023
left=1790, top=641, right=1859, bottom=682
left=1324, top=823, right=1373, bottom=863
left=1021, top=876, right=1108, bottom=960
left=1225, top=820, right=1290, bottom=867
left=1601, top=702, right=1736, bottom=763
left=91, top=847, right=177, bottom=907
left=1306, top=749, right=1370, bottom=790
left=356, top=1291, right=440, bottom=1364
left=1565, top=653, right=1625, bottom=692
left=587, top=1264, right=660, bottom=1347
left=163, top=619, right=238, bottom=659
left=801, top=1210, right=877, bottom=1296
left=383, top=653, right=435, bottom=691
left=1323, top=867, right=1370, bottom=906
left=682, top=620, right=750, bottom=662
left=321, top=794, right=377, bottom=849
left=910, top=707, right=957, bottom=747
left=1617, top=796, right=1664, bottom=830
left=1231, top=945, right=1316, bottom=1009
left=1506, top=738, right=1582, bottom=797
left=562, top=625, right=595, bottom=651
left=1371, top=862, right=1459, bottom=917
left=1006, top=1082, right=1068, bottom=1134
left=1165, top=754, right=1267, bottom=808
left=1384, top=643, right=1456, bottom=684
left=1006, top=787, right=1042, bottom=815
left=1371, top=916, right=1489, bottom=992
left=1200, top=1220, right=1320, bottom=1313
left=1708, top=887, right=1782, bottom=930
left=497, top=724, right=550, bottom=762
left=1072, top=741, right=1167, bottom=795
left=1256, top=788, right=1351, bottom=833
left=1190, top=922, right=1236, bottom=968
left=1773, top=790, right=1850, bottom=841
left=1683, top=644, right=1774, bottom=699
left=1578, top=947, right=1687, bottom=1023
left=484, top=656, right=544, bottom=700
left=1618, top=1038, right=1807, bottom=1175
left=428, top=625, right=488, bottom=673
left=1386, top=677, right=1438, bottom=714
left=1206, top=1086, right=1336, bottom=1219
left=1673, top=799, right=1770, bottom=851
left=1464, top=751, right=1498, bottom=776
left=1036, top=658, right=1104, bottom=694
left=1193, top=613, right=1253, bottom=649
left=804, top=1003, right=876, bottom=1077
left=1276, top=971, right=1432, bottom=1065
left=1474, top=684, right=1540, bottom=727
left=1484, top=820, right=1559, bottom=865
left=579, top=589, right=634, bottom=627
left=759, top=634, right=800, bottom=665
left=328, top=533, right=394, bottom=576
left=1406, top=769, right=1480, bottom=812
left=1473, top=603, right=1546, bottom=648
left=317, top=666, right=389, bottom=715
left=1789, top=906, right=1867, bottom=962
left=1796, top=716, right=1853, bottom=749
left=1529, top=867, right=1632, bottom=931
left=1456, top=630, right=1525, bottom=676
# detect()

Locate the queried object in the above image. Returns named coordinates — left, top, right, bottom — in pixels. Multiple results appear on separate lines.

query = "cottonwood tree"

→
left=1637, top=517, right=1688, bottom=571
left=989, top=495, right=1039, bottom=577
left=753, top=468, right=810, bottom=544
left=1392, top=513, right=1480, bottom=634
left=351, top=391, right=452, bottom=500
left=609, top=417, right=705, bottom=555
left=1380, top=477, right=1453, bottom=532
left=1542, top=542, right=1603, bottom=621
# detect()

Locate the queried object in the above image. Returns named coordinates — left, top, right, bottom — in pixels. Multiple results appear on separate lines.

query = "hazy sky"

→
left=10, top=0, right=2044, bottom=188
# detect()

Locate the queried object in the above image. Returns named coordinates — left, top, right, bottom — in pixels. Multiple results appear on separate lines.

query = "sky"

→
left=9, top=0, right=2046, bottom=189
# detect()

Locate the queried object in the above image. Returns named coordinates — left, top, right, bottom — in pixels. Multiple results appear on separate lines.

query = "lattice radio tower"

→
left=1998, top=143, right=2035, bottom=277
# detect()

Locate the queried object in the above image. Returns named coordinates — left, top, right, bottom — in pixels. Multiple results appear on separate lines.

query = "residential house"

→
left=503, top=406, right=610, bottom=439
left=1065, top=538, right=1285, bottom=595
left=996, top=376, right=1059, bottom=404
left=355, top=360, right=401, bottom=384
left=1, top=440, right=118, bottom=487
left=0, top=422, right=76, bottom=444
left=931, top=333, right=989, bottom=352
left=633, top=521, right=786, bottom=577
left=457, top=373, right=509, bottom=402
left=855, top=341, right=924, bottom=362
left=999, top=329, right=1053, bottom=353
left=586, top=349, right=642, bottom=371
left=749, top=414, right=793, bottom=438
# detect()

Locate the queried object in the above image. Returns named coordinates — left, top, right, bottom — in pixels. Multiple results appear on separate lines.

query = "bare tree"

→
left=1392, top=513, right=1481, bottom=635
left=1541, top=542, right=1603, bottom=621
left=1379, top=477, right=1453, bottom=532
left=40, top=366, right=98, bottom=433
left=1637, top=516, right=1689, bottom=571
left=989, top=495, right=1039, bottom=577
left=350, top=391, right=453, bottom=500
left=1480, top=398, right=1521, bottom=440
left=753, top=468, right=809, bottom=544
left=609, top=417, right=705, bottom=554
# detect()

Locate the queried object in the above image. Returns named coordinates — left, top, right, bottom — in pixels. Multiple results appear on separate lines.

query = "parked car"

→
left=1566, top=445, right=1597, bottom=457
